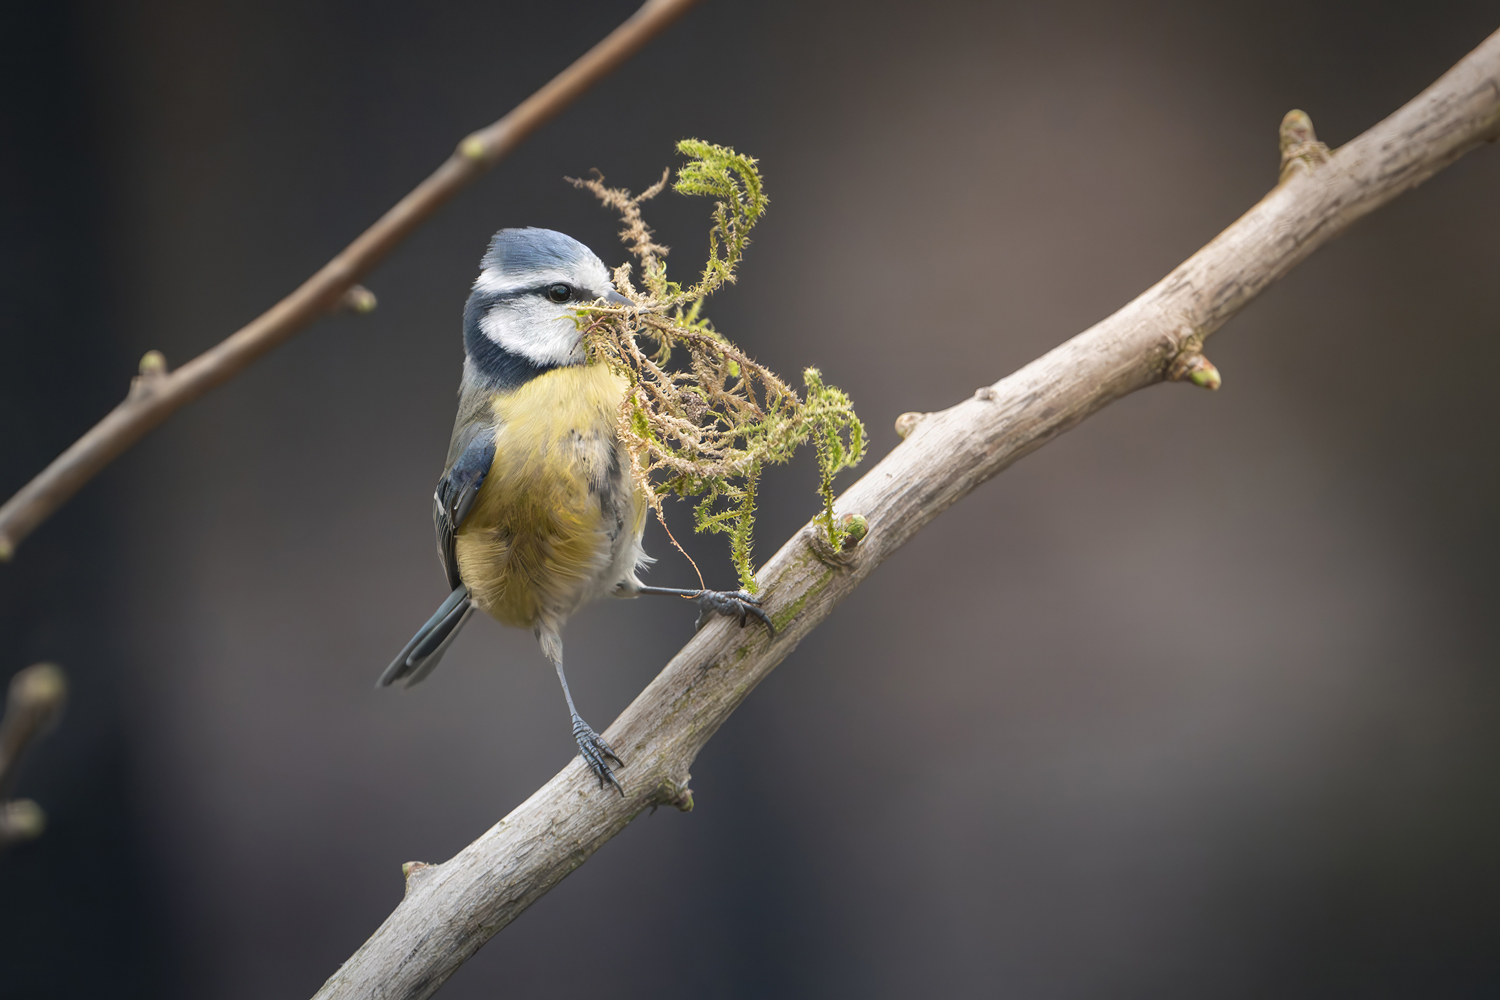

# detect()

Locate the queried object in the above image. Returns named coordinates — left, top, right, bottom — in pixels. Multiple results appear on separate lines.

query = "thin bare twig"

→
left=0, top=663, right=67, bottom=850
left=0, top=0, right=701, bottom=563
left=312, top=26, right=1500, bottom=1000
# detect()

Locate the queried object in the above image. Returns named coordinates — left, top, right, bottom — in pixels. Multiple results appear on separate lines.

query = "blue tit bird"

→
left=379, top=227, right=773, bottom=793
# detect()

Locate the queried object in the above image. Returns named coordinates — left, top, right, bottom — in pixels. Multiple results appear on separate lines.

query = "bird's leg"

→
left=544, top=643, right=623, bottom=795
left=634, top=585, right=776, bottom=639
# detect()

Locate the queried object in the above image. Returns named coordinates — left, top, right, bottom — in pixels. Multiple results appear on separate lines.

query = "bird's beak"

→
left=603, top=288, right=642, bottom=311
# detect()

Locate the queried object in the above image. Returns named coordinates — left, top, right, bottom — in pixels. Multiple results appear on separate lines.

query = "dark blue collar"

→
left=461, top=289, right=562, bottom=391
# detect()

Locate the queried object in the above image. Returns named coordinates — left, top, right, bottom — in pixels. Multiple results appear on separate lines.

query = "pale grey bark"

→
left=314, top=27, right=1500, bottom=1000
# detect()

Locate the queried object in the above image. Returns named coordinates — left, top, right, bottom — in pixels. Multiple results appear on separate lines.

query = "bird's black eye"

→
left=547, top=283, right=572, bottom=303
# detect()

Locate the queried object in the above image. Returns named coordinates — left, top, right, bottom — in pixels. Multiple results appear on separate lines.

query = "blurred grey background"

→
left=4, top=0, right=1500, bottom=996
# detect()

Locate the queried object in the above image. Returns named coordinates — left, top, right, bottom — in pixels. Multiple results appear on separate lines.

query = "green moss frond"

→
left=573, top=142, right=865, bottom=592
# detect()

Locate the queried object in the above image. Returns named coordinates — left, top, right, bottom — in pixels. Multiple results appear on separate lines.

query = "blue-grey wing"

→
left=434, top=422, right=496, bottom=590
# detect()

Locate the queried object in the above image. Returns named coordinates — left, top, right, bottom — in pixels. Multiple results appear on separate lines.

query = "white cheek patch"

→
left=478, top=297, right=585, bottom=367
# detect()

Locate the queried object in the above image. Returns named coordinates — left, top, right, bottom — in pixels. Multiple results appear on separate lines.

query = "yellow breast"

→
left=454, top=364, right=629, bottom=629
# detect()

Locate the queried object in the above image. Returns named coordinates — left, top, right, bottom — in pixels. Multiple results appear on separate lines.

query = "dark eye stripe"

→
left=469, top=283, right=603, bottom=309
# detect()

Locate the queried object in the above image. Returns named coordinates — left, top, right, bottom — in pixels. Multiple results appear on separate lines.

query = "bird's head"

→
left=461, top=227, right=632, bottom=387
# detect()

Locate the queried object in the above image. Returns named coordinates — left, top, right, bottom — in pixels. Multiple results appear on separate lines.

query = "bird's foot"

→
left=572, top=715, right=624, bottom=795
left=692, top=589, right=776, bottom=639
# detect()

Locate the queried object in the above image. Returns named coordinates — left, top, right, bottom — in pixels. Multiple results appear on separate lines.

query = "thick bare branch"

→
left=313, top=26, right=1500, bottom=1000
left=0, top=0, right=700, bottom=563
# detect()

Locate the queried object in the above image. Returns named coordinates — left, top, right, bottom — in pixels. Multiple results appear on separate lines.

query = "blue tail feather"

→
left=379, top=585, right=472, bottom=688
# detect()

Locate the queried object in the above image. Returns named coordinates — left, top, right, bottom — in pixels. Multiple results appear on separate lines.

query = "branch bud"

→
left=128, top=351, right=169, bottom=403
left=337, top=285, right=378, bottom=315
left=5, top=663, right=67, bottom=737
left=0, top=799, right=45, bottom=847
left=138, top=350, right=167, bottom=376
left=838, top=512, right=868, bottom=550
left=653, top=778, right=694, bottom=813
left=1279, top=109, right=1331, bottom=182
left=401, top=861, right=437, bottom=896
left=459, top=135, right=488, bottom=162
left=1167, top=351, right=1222, bottom=390
left=0, top=664, right=66, bottom=812
left=895, top=412, right=928, bottom=439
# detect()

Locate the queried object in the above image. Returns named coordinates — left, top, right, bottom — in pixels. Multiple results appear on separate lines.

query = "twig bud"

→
left=128, top=351, right=169, bottom=403
left=138, top=350, right=168, bottom=377
left=459, top=135, right=488, bottom=162
left=895, top=411, right=928, bottom=439
left=1280, top=109, right=1316, bottom=148
left=1167, top=351, right=1222, bottom=390
left=0, top=800, right=45, bottom=846
left=0, top=664, right=67, bottom=811
left=6, top=663, right=67, bottom=735
left=653, top=779, right=694, bottom=813
left=401, top=861, right=435, bottom=896
left=838, top=512, right=868, bottom=549
left=338, top=285, right=378, bottom=315
left=1279, top=109, right=1331, bottom=182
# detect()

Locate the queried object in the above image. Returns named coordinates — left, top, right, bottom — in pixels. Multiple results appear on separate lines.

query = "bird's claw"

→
left=572, top=715, right=624, bottom=795
left=692, top=589, right=776, bottom=639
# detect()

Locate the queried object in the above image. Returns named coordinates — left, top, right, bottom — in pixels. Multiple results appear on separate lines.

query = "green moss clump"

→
left=572, top=141, right=866, bottom=592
